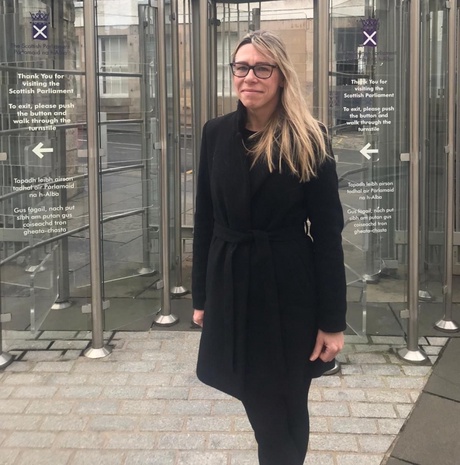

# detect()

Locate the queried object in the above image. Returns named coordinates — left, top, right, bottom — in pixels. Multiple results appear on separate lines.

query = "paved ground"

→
left=0, top=330, right=449, bottom=465
left=383, top=337, right=460, bottom=465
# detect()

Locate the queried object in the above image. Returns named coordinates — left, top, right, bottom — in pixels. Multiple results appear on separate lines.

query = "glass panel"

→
left=216, top=0, right=414, bottom=335
left=94, top=2, right=162, bottom=331
left=455, top=3, right=460, bottom=279
left=0, top=0, right=163, bottom=332
left=30, top=244, right=58, bottom=332
left=215, top=1, right=317, bottom=115
left=0, top=0, right=91, bottom=331
left=208, top=0, right=459, bottom=336
left=99, top=36, right=129, bottom=96
left=177, top=0, right=195, bottom=289
left=419, top=0, right=448, bottom=309
left=330, top=0, right=411, bottom=335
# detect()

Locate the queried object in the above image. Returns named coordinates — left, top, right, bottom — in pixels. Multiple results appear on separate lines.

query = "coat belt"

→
left=212, top=223, right=307, bottom=377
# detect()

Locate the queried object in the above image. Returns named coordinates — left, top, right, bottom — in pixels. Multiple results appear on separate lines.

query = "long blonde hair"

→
left=232, top=30, right=328, bottom=181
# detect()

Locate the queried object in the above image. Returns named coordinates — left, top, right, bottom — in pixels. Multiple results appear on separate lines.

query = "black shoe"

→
left=191, top=319, right=202, bottom=329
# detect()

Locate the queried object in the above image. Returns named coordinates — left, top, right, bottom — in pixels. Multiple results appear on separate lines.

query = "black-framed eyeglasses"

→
left=229, top=62, right=278, bottom=79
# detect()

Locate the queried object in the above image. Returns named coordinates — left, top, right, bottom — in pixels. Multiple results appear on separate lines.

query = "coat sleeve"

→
left=305, top=140, right=347, bottom=333
left=192, top=123, right=214, bottom=310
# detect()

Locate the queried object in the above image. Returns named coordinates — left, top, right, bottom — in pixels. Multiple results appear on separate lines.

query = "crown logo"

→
left=30, top=11, right=49, bottom=22
left=361, top=17, right=379, bottom=31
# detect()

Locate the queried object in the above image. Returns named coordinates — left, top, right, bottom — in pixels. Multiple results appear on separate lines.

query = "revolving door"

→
left=0, top=0, right=169, bottom=335
left=198, top=0, right=459, bottom=344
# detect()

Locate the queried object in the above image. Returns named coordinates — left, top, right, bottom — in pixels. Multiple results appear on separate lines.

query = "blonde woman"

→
left=192, top=30, right=346, bottom=465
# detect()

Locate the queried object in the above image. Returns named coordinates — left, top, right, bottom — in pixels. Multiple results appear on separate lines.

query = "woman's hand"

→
left=309, top=330, right=344, bottom=363
left=192, top=309, right=205, bottom=328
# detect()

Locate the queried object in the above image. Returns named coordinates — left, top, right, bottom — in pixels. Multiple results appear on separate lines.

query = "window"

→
left=99, top=36, right=129, bottom=96
left=217, top=33, right=238, bottom=97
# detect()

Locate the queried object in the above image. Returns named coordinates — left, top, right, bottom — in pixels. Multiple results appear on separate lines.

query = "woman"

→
left=192, top=30, right=347, bottom=465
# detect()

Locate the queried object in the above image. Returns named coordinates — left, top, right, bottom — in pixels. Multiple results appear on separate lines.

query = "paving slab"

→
left=389, top=393, right=460, bottom=465
left=346, top=302, right=404, bottom=336
left=424, top=338, right=460, bottom=402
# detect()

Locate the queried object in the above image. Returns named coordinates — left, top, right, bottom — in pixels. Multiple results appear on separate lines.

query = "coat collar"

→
left=233, top=101, right=272, bottom=198
left=235, top=100, right=247, bottom=134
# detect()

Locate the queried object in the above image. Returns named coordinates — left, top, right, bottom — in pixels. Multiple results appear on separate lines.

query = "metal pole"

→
left=153, top=0, right=179, bottom=326
left=191, top=0, right=209, bottom=131
left=208, top=2, right=218, bottom=117
left=313, top=0, right=330, bottom=126
left=83, top=0, right=111, bottom=358
left=170, top=0, right=188, bottom=296
left=313, top=0, right=319, bottom=117
left=251, top=7, right=261, bottom=31
left=51, top=0, right=72, bottom=309
left=454, top=2, right=460, bottom=236
left=52, top=131, right=72, bottom=310
left=52, top=227, right=72, bottom=309
left=314, top=0, right=340, bottom=376
left=363, top=1, right=379, bottom=285
left=456, top=3, right=460, bottom=235
left=191, top=0, right=201, bottom=201
left=200, top=0, right=210, bottom=124
left=418, top=3, right=433, bottom=302
left=435, top=0, right=459, bottom=332
left=138, top=3, right=156, bottom=277
left=0, top=333, right=13, bottom=369
left=399, top=0, right=427, bottom=363
left=0, top=264, right=14, bottom=369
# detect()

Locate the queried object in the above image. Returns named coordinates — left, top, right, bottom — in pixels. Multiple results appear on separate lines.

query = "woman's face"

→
left=232, top=43, right=283, bottom=120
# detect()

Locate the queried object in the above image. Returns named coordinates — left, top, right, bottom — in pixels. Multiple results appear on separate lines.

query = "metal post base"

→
left=362, top=273, right=380, bottom=284
left=418, top=289, right=434, bottom=302
left=138, top=267, right=157, bottom=276
left=83, top=345, right=112, bottom=359
left=152, top=313, right=180, bottom=327
left=171, top=286, right=189, bottom=297
left=51, top=301, right=72, bottom=310
left=434, top=318, right=460, bottom=333
left=398, top=347, right=429, bottom=364
left=323, top=360, right=341, bottom=376
left=25, top=264, right=46, bottom=273
left=0, top=352, right=14, bottom=369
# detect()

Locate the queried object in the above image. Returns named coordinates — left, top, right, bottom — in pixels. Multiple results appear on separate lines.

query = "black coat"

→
left=192, top=104, right=347, bottom=399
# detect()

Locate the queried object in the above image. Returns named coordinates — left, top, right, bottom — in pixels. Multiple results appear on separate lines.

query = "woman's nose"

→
left=244, top=69, right=258, bottom=81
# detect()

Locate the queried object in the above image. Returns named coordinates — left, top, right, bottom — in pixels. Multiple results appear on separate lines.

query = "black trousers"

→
left=241, top=369, right=312, bottom=465
left=242, top=269, right=317, bottom=465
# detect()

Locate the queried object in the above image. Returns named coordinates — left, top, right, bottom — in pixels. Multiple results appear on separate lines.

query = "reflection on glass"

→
left=330, top=0, right=411, bottom=333
left=0, top=1, right=164, bottom=332
left=0, top=1, right=90, bottom=331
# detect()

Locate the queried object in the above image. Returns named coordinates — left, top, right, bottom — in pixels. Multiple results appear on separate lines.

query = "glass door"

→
left=0, top=0, right=91, bottom=331
left=93, top=1, right=163, bottom=330
left=214, top=1, right=413, bottom=335
left=330, top=0, right=412, bottom=334
left=419, top=0, right=449, bottom=306
left=330, top=0, right=455, bottom=336
left=205, top=0, right=458, bottom=337
left=0, top=0, right=163, bottom=332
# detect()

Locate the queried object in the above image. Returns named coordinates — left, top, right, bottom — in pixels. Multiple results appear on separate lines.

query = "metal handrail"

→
left=0, top=64, right=84, bottom=75
left=0, top=117, right=146, bottom=136
left=0, top=122, right=85, bottom=136
left=0, top=64, right=142, bottom=79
